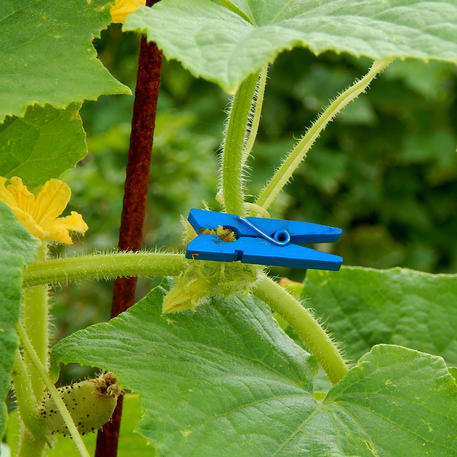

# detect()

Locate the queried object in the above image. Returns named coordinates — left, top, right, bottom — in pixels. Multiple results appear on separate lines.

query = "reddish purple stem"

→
left=94, top=2, right=162, bottom=455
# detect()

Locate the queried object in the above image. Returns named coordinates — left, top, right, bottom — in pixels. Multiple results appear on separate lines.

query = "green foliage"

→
left=0, top=104, right=86, bottom=187
left=0, top=202, right=39, bottom=437
left=322, top=345, right=457, bottom=457
left=303, top=267, right=457, bottom=365
left=0, top=0, right=128, bottom=122
left=52, top=286, right=457, bottom=456
left=2, top=0, right=457, bottom=455
left=125, top=0, right=457, bottom=92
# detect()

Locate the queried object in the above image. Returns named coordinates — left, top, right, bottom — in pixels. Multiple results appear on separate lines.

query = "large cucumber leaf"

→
left=124, top=0, right=457, bottom=92
left=52, top=285, right=457, bottom=456
left=0, top=104, right=86, bottom=187
left=303, top=267, right=457, bottom=365
left=0, top=202, right=39, bottom=437
left=0, top=0, right=129, bottom=123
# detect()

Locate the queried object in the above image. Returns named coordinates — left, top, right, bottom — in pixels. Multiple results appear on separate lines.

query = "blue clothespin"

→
left=185, top=208, right=343, bottom=270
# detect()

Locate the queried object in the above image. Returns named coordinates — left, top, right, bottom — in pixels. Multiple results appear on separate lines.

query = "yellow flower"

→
left=0, top=177, right=88, bottom=244
left=111, top=0, right=145, bottom=23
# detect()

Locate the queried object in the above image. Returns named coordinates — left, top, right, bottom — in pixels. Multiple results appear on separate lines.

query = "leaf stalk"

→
left=243, top=64, right=268, bottom=165
left=221, top=72, right=259, bottom=215
left=253, top=275, right=348, bottom=384
left=256, top=58, right=393, bottom=210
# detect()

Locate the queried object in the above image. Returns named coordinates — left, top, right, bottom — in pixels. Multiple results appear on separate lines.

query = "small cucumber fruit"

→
left=39, top=372, right=120, bottom=436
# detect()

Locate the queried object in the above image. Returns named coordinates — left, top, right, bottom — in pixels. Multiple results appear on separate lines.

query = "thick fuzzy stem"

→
left=17, top=242, right=48, bottom=456
left=22, top=252, right=187, bottom=287
left=253, top=275, right=348, bottom=385
left=256, top=59, right=393, bottom=210
left=23, top=243, right=48, bottom=400
left=23, top=281, right=48, bottom=375
left=221, top=72, right=259, bottom=215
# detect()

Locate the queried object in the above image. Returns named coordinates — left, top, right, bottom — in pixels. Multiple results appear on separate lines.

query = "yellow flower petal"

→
left=33, top=179, right=71, bottom=226
left=8, top=206, right=47, bottom=240
left=5, top=177, right=35, bottom=214
left=0, top=176, right=88, bottom=245
left=111, top=0, right=145, bottom=23
left=42, top=211, right=88, bottom=244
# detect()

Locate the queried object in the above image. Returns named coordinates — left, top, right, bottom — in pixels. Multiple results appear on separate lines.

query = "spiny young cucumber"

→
left=39, top=372, right=120, bottom=436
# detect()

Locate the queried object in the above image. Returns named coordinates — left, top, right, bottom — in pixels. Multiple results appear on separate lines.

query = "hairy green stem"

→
left=253, top=275, right=348, bottom=384
left=22, top=252, right=188, bottom=287
left=17, top=324, right=90, bottom=457
left=17, top=242, right=48, bottom=457
left=23, top=281, right=48, bottom=374
left=256, top=58, right=393, bottom=210
left=11, top=351, right=46, bottom=448
left=23, top=243, right=48, bottom=400
left=243, top=64, right=268, bottom=165
left=221, top=72, right=259, bottom=215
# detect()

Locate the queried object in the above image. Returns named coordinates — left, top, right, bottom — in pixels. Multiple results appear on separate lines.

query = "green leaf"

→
left=6, top=395, right=152, bottom=457
left=303, top=266, right=457, bottom=365
left=320, top=345, right=457, bottom=457
left=0, top=202, right=39, bottom=438
left=52, top=286, right=457, bottom=456
left=0, top=0, right=129, bottom=123
left=51, top=285, right=317, bottom=456
left=0, top=104, right=86, bottom=187
left=124, top=0, right=457, bottom=92
left=0, top=203, right=40, bottom=265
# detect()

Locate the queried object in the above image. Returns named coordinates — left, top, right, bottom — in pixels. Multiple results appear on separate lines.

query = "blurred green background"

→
left=52, top=25, right=457, bottom=358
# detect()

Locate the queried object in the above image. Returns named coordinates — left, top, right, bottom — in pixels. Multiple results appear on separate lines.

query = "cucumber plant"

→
left=1, top=1, right=457, bottom=456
